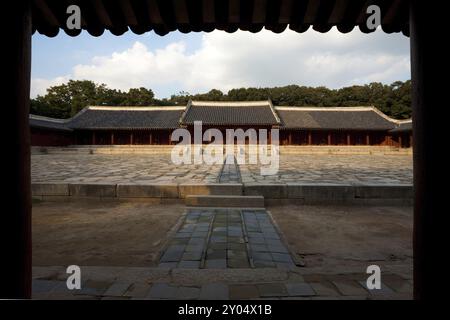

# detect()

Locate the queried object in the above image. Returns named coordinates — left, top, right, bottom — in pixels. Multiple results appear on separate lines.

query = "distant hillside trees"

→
left=31, top=80, right=155, bottom=118
left=31, top=80, right=411, bottom=119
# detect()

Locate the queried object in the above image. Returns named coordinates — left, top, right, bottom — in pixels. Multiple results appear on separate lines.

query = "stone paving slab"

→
left=32, top=266, right=411, bottom=300
left=157, top=208, right=296, bottom=270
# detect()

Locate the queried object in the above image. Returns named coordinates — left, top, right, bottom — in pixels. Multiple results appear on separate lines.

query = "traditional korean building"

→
left=30, top=100, right=412, bottom=148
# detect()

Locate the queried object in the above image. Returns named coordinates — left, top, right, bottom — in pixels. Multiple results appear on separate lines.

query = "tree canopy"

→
left=31, top=80, right=411, bottom=119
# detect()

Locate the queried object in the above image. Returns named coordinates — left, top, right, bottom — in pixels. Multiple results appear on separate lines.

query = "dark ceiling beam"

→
left=328, top=0, right=350, bottom=24
left=288, top=0, right=309, bottom=33
left=32, top=0, right=410, bottom=37
left=33, top=0, right=60, bottom=27
left=119, top=0, right=138, bottom=26
left=202, top=0, right=215, bottom=24
left=313, top=0, right=337, bottom=32
left=147, top=0, right=164, bottom=24
left=92, top=0, right=113, bottom=28
left=382, top=0, right=403, bottom=24
left=229, top=0, right=240, bottom=24
left=355, top=0, right=371, bottom=24
left=173, top=0, right=190, bottom=24
left=303, top=0, right=321, bottom=24
left=278, top=0, right=293, bottom=24
left=336, top=0, right=366, bottom=33
left=252, top=0, right=266, bottom=24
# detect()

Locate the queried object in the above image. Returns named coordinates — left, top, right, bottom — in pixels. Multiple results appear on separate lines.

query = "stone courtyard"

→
left=31, top=148, right=413, bottom=300
left=31, top=152, right=412, bottom=185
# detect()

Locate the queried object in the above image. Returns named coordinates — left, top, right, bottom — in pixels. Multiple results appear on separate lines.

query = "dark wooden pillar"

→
left=399, top=135, right=403, bottom=148
left=111, top=132, right=114, bottom=145
left=366, top=134, right=370, bottom=145
left=92, top=131, right=96, bottom=145
left=1, top=1, right=32, bottom=299
left=410, top=0, right=443, bottom=300
left=149, top=132, right=153, bottom=145
left=288, top=132, right=292, bottom=145
left=130, top=132, right=133, bottom=145
left=346, top=133, right=351, bottom=145
left=327, top=133, right=331, bottom=145
left=308, top=132, right=312, bottom=145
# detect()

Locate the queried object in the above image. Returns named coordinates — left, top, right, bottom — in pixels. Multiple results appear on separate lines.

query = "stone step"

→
left=185, top=195, right=264, bottom=208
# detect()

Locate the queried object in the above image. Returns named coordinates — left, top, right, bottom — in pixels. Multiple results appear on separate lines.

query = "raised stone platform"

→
left=31, top=149, right=412, bottom=204
left=32, top=182, right=412, bottom=205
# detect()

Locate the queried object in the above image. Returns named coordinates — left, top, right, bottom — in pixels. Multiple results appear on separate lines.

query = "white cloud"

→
left=31, top=28, right=410, bottom=98
left=31, top=75, right=70, bottom=98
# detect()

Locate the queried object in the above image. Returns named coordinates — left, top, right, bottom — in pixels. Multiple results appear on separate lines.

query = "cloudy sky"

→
left=31, top=28, right=410, bottom=99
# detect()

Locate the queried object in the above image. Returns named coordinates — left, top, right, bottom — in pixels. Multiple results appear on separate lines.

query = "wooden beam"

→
left=33, top=0, right=59, bottom=27
left=252, top=0, right=267, bottom=23
left=202, top=0, right=215, bottom=23
left=147, top=0, right=164, bottom=24
left=229, top=0, right=240, bottom=23
left=278, top=0, right=294, bottom=23
left=92, top=0, right=113, bottom=27
left=2, top=1, right=32, bottom=299
left=173, top=0, right=190, bottom=24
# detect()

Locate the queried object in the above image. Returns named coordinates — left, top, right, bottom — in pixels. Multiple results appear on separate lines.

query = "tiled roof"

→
left=390, top=121, right=412, bottom=133
left=68, top=106, right=185, bottom=130
left=29, top=115, right=72, bottom=132
left=275, top=107, right=397, bottom=131
left=30, top=103, right=407, bottom=132
left=181, top=100, right=280, bottom=126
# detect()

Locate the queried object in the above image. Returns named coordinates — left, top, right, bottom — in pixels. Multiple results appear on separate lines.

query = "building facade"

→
left=30, top=100, right=412, bottom=148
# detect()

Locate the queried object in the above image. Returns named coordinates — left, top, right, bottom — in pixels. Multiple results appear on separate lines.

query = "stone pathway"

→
left=218, top=155, right=241, bottom=183
left=158, top=208, right=296, bottom=270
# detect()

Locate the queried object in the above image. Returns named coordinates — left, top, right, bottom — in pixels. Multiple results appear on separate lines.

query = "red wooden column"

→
left=149, top=132, right=153, bottom=145
left=111, top=132, right=114, bottom=145
left=2, top=1, right=32, bottom=299
left=366, top=134, right=370, bottom=145
left=399, top=135, right=403, bottom=148
left=346, top=133, right=351, bottom=145
left=327, top=133, right=331, bottom=145
left=308, top=132, right=312, bottom=145
left=130, top=132, right=134, bottom=145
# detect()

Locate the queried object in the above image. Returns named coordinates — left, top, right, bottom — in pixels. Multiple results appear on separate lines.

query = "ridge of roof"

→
left=29, top=114, right=71, bottom=123
left=275, top=106, right=376, bottom=111
left=190, top=100, right=271, bottom=107
left=87, top=106, right=185, bottom=111
left=268, top=99, right=281, bottom=124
